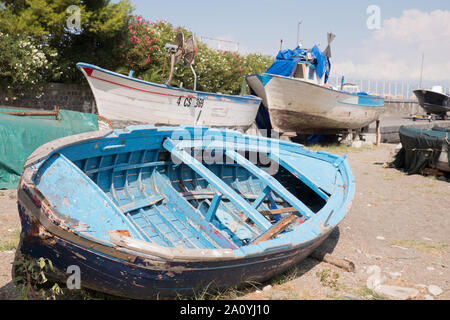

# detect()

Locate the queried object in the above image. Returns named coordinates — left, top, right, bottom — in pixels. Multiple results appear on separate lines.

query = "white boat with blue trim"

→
left=246, top=35, right=385, bottom=134
left=78, top=62, right=261, bottom=131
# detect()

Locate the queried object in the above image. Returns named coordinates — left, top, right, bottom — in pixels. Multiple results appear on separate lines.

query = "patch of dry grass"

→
left=0, top=229, right=20, bottom=252
left=390, top=240, right=448, bottom=255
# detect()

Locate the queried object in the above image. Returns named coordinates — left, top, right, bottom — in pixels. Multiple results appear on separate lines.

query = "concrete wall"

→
left=0, top=83, right=97, bottom=114
left=0, top=84, right=422, bottom=116
left=383, top=99, right=422, bottom=116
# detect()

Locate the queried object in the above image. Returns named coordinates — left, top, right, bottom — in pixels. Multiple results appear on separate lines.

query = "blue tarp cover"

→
left=266, top=45, right=330, bottom=81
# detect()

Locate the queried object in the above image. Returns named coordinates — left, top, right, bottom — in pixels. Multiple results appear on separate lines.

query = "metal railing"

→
left=328, top=76, right=449, bottom=100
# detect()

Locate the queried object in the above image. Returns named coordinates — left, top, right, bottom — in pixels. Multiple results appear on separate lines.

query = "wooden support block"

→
left=376, top=119, right=381, bottom=146
left=421, top=168, right=445, bottom=176
left=252, top=214, right=298, bottom=244
left=310, top=251, right=355, bottom=272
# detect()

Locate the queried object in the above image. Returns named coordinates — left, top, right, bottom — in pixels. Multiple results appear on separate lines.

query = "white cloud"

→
left=332, top=9, right=450, bottom=84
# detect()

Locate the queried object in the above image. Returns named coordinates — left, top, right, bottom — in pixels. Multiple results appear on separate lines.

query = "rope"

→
left=407, top=148, right=435, bottom=152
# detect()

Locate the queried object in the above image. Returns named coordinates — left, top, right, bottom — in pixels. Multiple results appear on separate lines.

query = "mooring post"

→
left=375, top=119, right=381, bottom=146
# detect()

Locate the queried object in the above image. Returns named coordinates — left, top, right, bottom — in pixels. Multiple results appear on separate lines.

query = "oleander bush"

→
left=0, top=32, right=60, bottom=97
left=115, top=15, right=274, bottom=95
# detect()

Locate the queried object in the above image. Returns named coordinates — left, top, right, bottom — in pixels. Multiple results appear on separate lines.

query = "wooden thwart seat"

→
left=119, top=195, right=164, bottom=214
left=251, top=214, right=299, bottom=245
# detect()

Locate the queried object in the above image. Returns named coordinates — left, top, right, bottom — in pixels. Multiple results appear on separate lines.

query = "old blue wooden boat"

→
left=16, top=125, right=354, bottom=299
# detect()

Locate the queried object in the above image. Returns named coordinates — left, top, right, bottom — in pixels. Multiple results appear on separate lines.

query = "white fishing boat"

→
left=246, top=34, right=384, bottom=135
left=77, top=34, right=261, bottom=131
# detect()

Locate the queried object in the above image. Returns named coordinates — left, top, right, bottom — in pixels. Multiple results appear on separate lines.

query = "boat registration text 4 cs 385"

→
left=177, top=96, right=205, bottom=108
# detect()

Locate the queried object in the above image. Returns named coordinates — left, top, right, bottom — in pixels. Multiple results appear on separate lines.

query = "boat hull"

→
left=17, top=186, right=332, bottom=299
left=15, top=126, right=355, bottom=299
left=77, top=63, right=261, bottom=131
left=246, top=74, right=384, bottom=134
left=413, top=89, right=450, bottom=116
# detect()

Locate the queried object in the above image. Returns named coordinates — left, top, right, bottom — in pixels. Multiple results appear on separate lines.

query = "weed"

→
left=357, top=287, right=389, bottom=300
left=316, top=268, right=340, bottom=289
left=12, top=255, right=64, bottom=300
left=270, top=266, right=299, bottom=285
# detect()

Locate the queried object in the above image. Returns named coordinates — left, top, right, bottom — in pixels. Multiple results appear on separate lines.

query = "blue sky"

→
left=125, top=0, right=450, bottom=89
left=128, top=0, right=447, bottom=54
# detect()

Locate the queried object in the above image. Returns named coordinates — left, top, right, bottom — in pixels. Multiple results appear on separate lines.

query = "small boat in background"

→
left=413, top=86, right=449, bottom=120
left=16, top=125, right=354, bottom=299
left=394, top=125, right=450, bottom=174
left=246, top=34, right=384, bottom=135
left=77, top=33, right=261, bottom=131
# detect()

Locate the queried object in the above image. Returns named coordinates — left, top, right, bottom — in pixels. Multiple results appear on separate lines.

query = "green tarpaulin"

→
left=394, top=125, right=450, bottom=175
left=0, top=108, right=99, bottom=189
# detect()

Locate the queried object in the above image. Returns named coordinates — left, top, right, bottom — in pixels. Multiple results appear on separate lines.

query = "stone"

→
left=351, top=141, right=363, bottom=148
left=366, top=265, right=382, bottom=289
left=262, top=285, right=272, bottom=292
left=388, top=272, right=402, bottom=279
left=376, top=236, right=385, bottom=240
left=374, top=285, right=419, bottom=300
left=424, top=295, right=434, bottom=300
left=427, top=285, right=443, bottom=296
left=391, top=245, right=408, bottom=250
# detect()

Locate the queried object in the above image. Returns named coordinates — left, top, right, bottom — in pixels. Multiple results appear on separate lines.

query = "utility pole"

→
left=419, top=53, right=424, bottom=88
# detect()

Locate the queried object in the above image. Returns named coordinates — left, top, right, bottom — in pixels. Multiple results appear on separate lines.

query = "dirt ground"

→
left=0, top=143, right=448, bottom=300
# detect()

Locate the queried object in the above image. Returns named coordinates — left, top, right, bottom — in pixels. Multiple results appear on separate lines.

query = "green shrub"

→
left=117, top=16, right=274, bottom=95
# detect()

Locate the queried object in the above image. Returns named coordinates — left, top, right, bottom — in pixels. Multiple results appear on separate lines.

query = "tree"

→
left=0, top=0, right=134, bottom=84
